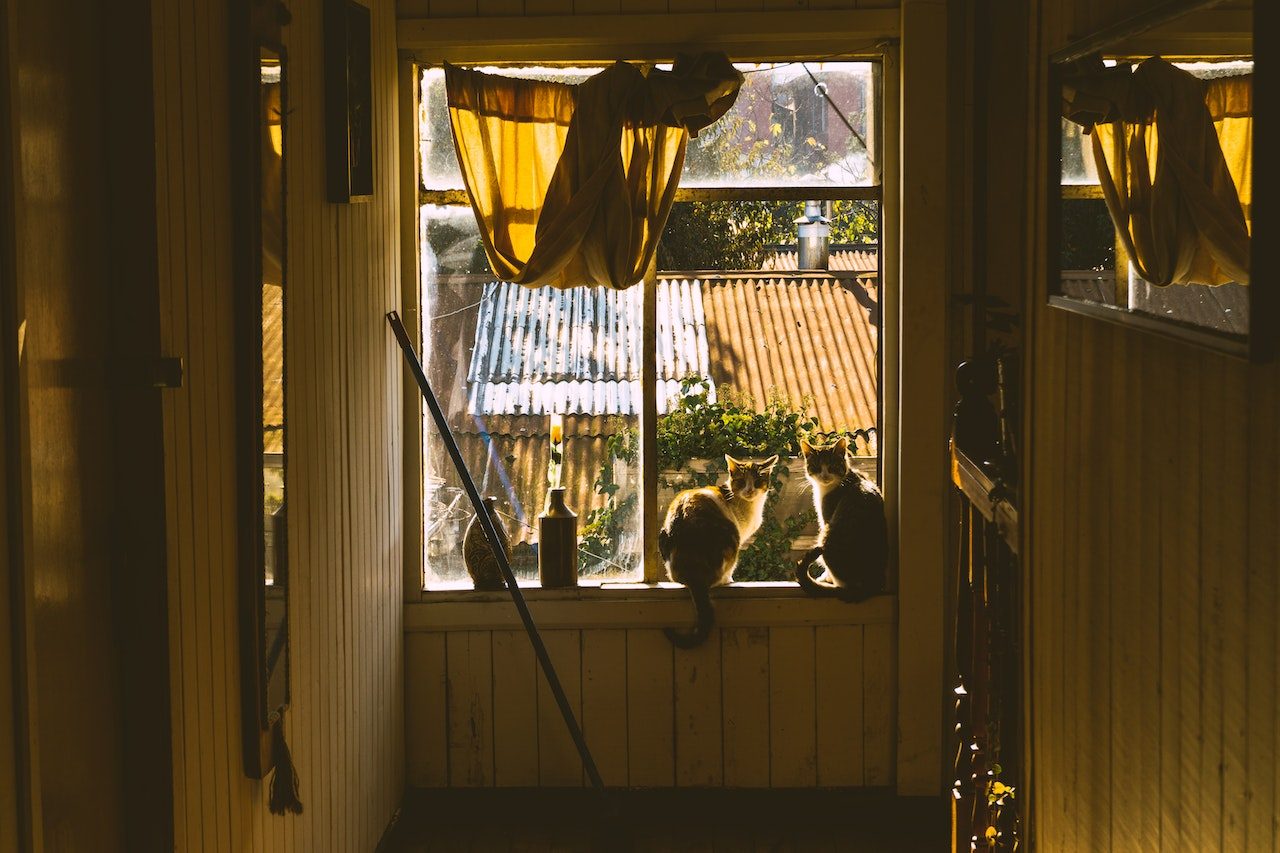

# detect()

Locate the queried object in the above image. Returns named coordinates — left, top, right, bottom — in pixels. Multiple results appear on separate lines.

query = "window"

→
left=416, top=60, right=882, bottom=589
left=1053, top=57, right=1254, bottom=348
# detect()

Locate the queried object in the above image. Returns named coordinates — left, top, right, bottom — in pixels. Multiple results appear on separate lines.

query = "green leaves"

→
left=656, top=377, right=819, bottom=471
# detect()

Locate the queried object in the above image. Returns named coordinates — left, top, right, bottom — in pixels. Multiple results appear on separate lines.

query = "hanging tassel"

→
left=268, top=715, right=304, bottom=815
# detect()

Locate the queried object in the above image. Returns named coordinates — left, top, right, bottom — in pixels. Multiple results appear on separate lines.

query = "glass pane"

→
left=680, top=61, right=877, bottom=188
left=656, top=199, right=880, bottom=582
left=420, top=61, right=878, bottom=191
left=261, top=51, right=285, bottom=588
left=420, top=66, right=600, bottom=191
left=419, top=204, right=642, bottom=587
left=1060, top=118, right=1099, bottom=185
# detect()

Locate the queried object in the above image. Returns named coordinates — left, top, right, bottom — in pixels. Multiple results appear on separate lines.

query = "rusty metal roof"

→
left=696, top=275, right=878, bottom=432
left=466, top=272, right=878, bottom=430
left=760, top=245, right=879, bottom=275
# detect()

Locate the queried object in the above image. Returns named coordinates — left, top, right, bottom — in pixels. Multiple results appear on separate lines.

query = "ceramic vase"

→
left=537, top=487, right=577, bottom=588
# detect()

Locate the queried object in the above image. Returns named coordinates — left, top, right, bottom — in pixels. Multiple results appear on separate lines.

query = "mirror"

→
left=1047, top=1, right=1269, bottom=361
left=260, top=43, right=290, bottom=739
left=234, top=3, right=292, bottom=778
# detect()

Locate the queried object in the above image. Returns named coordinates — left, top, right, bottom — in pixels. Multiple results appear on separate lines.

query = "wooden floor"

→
left=387, top=789, right=948, bottom=852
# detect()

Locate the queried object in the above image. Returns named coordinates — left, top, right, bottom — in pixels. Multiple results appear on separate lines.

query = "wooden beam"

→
left=398, top=9, right=900, bottom=63
left=405, top=588, right=896, bottom=631
left=896, top=0, right=948, bottom=797
left=399, top=52, right=426, bottom=601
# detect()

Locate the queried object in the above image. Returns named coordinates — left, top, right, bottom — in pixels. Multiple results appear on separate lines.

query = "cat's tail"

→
left=665, top=584, right=714, bottom=648
left=795, top=547, right=864, bottom=601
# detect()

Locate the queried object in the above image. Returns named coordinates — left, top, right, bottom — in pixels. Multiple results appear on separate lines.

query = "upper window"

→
left=416, top=60, right=882, bottom=589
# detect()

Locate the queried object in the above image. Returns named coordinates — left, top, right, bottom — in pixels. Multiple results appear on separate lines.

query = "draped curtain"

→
left=445, top=54, right=743, bottom=290
left=1063, top=58, right=1251, bottom=286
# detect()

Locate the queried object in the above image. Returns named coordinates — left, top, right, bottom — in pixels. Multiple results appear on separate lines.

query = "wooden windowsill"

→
left=405, top=583, right=895, bottom=631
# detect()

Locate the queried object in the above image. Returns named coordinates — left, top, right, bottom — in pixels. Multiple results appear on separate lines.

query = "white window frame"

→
left=403, top=49, right=894, bottom=598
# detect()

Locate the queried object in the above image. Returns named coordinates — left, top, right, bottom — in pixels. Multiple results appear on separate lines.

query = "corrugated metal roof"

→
left=699, top=276, right=878, bottom=432
left=760, top=245, right=879, bottom=275
left=466, top=280, right=712, bottom=416
left=464, top=274, right=879, bottom=431
left=263, top=284, right=284, bottom=453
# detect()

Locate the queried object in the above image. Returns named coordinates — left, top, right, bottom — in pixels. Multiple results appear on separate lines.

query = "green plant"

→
left=657, top=376, right=819, bottom=470
left=578, top=421, right=639, bottom=576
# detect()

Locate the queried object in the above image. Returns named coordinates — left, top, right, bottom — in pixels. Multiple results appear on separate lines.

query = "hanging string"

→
left=268, top=715, right=304, bottom=815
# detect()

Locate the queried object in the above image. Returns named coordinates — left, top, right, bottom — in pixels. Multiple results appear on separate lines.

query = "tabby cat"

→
left=796, top=437, right=886, bottom=602
left=659, top=454, right=778, bottom=648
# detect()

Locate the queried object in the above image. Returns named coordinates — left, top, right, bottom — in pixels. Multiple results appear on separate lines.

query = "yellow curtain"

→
left=446, top=54, right=743, bottom=290
left=1064, top=58, right=1251, bottom=286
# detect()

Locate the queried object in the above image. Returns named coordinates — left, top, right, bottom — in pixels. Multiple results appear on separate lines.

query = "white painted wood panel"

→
left=626, top=629, right=676, bottom=787
left=816, top=625, right=863, bottom=786
left=769, top=627, right=817, bottom=787
left=674, top=629, right=723, bottom=786
left=406, top=604, right=895, bottom=789
left=537, top=630, right=584, bottom=786
left=582, top=629, right=630, bottom=787
left=155, top=0, right=405, bottom=847
left=721, top=627, right=771, bottom=787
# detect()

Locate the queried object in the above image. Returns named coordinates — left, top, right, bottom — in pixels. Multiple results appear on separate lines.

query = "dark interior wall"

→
left=1022, top=2, right=1278, bottom=850
left=5, top=0, right=124, bottom=847
left=2, top=0, right=173, bottom=848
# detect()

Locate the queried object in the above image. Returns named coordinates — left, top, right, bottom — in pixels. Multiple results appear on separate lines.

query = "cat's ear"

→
left=760, top=454, right=779, bottom=472
left=799, top=438, right=813, bottom=455
left=833, top=436, right=849, bottom=454
left=725, top=454, right=742, bottom=470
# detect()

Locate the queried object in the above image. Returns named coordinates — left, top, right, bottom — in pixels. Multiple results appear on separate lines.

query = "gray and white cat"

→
left=796, top=437, right=886, bottom=602
left=659, top=454, right=778, bottom=648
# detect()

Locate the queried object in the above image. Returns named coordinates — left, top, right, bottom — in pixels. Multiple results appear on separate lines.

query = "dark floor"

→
left=386, top=789, right=949, bottom=852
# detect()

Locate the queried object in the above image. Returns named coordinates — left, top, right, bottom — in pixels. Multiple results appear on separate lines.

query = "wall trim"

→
left=398, top=10, right=900, bottom=63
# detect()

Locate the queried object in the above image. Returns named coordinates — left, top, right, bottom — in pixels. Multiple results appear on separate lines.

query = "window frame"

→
left=399, top=37, right=899, bottom=601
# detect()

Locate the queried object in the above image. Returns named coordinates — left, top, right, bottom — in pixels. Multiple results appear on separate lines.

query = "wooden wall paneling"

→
left=154, top=0, right=404, bottom=846
left=1034, top=308, right=1064, bottom=840
left=537, top=630, right=584, bottom=786
left=581, top=628, right=629, bottom=787
left=1173, top=344, right=1204, bottom=851
left=721, top=627, right=771, bottom=787
left=1130, top=338, right=1159, bottom=852
left=476, top=0, right=525, bottom=14
left=447, top=630, right=495, bottom=786
left=492, top=629, right=540, bottom=786
left=524, top=0, right=574, bottom=14
left=406, top=633, right=449, bottom=787
left=1108, top=330, right=1151, bottom=850
left=674, top=630, right=723, bottom=786
left=619, top=0, right=672, bottom=12
left=1218, top=360, right=1249, bottom=853
left=1197, top=356, right=1226, bottom=853
left=1148, top=338, right=1182, bottom=852
left=861, top=621, right=894, bottom=786
left=815, top=624, right=863, bottom=786
left=576, top=0, right=621, bottom=13
left=626, top=629, right=674, bottom=787
left=768, top=626, right=817, bottom=787
left=715, top=0, right=764, bottom=10
left=429, top=0, right=478, bottom=15
left=1086, top=323, right=1114, bottom=844
left=399, top=1, right=433, bottom=17
left=1244, top=370, right=1277, bottom=851
left=1059, top=316, right=1083, bottom=853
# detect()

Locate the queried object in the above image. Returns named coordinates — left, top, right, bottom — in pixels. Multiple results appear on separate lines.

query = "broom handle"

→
left=387, top=311, right=604, bottom=790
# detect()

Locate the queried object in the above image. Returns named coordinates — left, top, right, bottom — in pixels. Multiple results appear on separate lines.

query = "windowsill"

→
left=405, top=581, right=896, bottom=631
left=418, top=579, right=817, bottom=601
